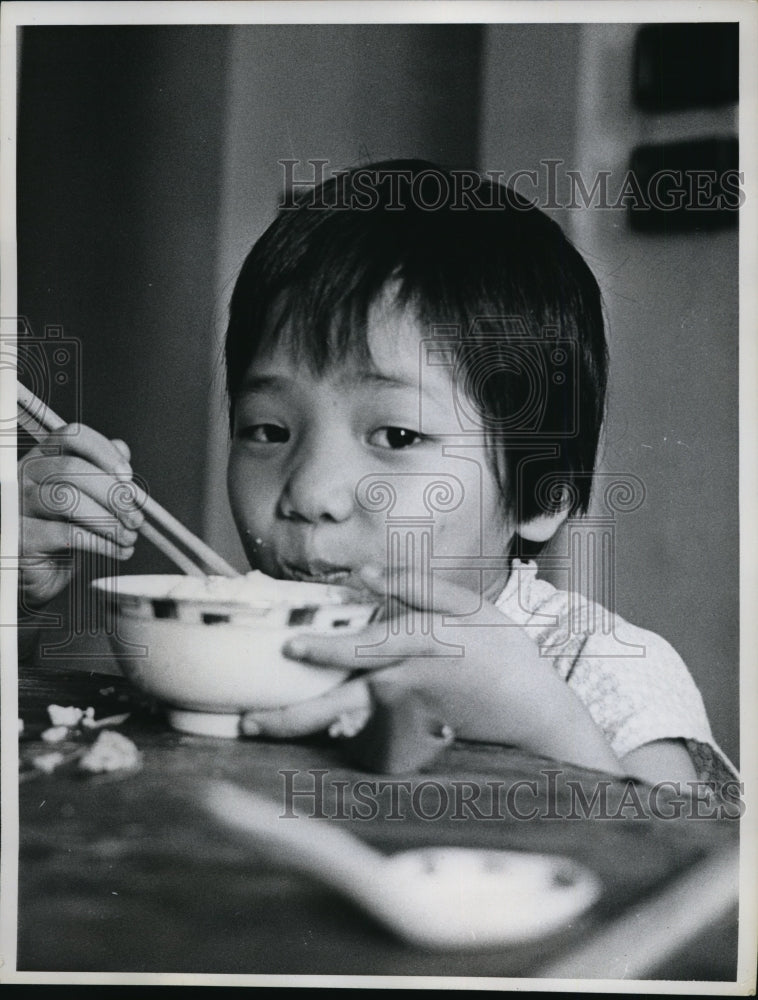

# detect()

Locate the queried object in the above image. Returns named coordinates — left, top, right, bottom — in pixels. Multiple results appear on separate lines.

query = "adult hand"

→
left=18, top=424, right=143, bottom=608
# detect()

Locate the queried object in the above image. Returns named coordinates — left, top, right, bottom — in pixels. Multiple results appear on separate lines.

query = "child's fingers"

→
left=20, top=516, right=137, bottom=563
left=281, top=626, right=431, bottom=670
left=281, top=571, right=515, bottom=669
left=359, top=564, right=498, bottom=617
left=240, top=677, right=371, bottom=739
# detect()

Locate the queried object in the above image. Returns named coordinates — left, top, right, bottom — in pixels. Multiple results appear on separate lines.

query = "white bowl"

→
left=91, top=573, right=378, bottom=737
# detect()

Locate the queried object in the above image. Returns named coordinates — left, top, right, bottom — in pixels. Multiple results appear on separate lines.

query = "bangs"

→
left=225, top=159, right=607, bottom=519
left=225, top=164, right=530, bottom=398
left=226, top=203, right=410, bottom=395
left=253, top=288, right=375, bottom=378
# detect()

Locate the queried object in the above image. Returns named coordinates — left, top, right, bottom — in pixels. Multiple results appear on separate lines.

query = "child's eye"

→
left=369, top=427, right=424, bottom=450
left=238, top=424, right=290, bottom=444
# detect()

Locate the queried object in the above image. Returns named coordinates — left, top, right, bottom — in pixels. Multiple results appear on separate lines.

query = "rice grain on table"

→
left=47, top=704, right=84, bottom=727
left=41, top=726, right=69, bottom=743
left=79, top=730, right=142, bottom=773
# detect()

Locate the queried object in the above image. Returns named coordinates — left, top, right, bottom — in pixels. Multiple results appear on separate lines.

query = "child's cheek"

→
left=226, top=453, right=245, bottom=518
left=227, top=454, right=262, bottom=533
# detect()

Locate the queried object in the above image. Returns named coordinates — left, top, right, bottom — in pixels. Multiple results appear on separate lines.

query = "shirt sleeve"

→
left=495, top=563, right=739, bottom=788
left=545, top=614, right=739, bottom=785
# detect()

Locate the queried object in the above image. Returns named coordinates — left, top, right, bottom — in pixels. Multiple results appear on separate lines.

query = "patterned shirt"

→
left=495, top=560, right=738, bottom=786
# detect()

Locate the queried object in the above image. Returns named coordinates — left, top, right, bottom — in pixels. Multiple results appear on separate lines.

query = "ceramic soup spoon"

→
left=203, top=780, right=602, bottom=950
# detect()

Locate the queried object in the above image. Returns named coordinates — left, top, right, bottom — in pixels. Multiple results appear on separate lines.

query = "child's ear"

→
left=516, top=508, right=569, bottom=543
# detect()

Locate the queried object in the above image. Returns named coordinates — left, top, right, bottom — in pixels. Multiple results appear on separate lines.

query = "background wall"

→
left=573, top=25, right=739, bottom=768
left=480, top=24, right=738, bottom=764
left=16, top=23, right=739, bottom=765
left=18, top=26, right=230, bottom=568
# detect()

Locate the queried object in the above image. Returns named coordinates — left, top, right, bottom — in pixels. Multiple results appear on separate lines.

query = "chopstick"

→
left=17, top=381, right=241, bottom=579
left=17, top=396, right=204, bottom=577
left=535, top=841, right=739, bottom=980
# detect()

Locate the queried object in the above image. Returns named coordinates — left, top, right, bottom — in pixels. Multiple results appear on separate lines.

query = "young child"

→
left=19, top=159, right=736, bottom=789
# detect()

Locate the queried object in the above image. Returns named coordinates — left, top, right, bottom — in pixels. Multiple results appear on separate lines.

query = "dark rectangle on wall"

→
left=628, top=136, right=740, bottom=233
left=633, top=23, right=738, bottom=111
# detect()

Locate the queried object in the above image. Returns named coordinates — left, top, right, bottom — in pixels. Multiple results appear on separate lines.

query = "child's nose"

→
left=278, top=441, right=356, bottom=524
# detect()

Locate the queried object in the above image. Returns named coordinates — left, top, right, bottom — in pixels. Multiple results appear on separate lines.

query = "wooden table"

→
left=15, top=666, right=740, bottom=981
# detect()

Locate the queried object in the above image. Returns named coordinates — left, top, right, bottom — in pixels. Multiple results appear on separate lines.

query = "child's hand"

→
left=18, top=424, right=143, bottom=608
left=240, top=566, right=626, bottom=776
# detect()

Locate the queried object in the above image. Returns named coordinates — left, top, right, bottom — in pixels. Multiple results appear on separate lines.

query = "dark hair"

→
left=225, top=159, right=607, bottom=523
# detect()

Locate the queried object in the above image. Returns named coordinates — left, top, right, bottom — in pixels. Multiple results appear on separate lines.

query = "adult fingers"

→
left=31, top=423, right=133, bottom=477
left=19, top=516, right=137, bottom=563
left=240, top=677, right=371, bottom=739
left=111, top=439, right=131, bottom=463
left=20, top=454, right=144, bottom=531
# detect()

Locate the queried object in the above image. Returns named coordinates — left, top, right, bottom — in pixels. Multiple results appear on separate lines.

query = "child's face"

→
left=227, top=295, right=516, bottom=602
